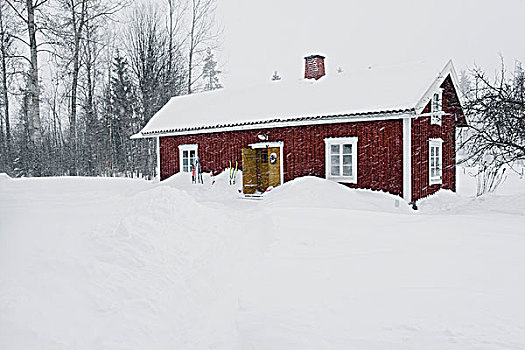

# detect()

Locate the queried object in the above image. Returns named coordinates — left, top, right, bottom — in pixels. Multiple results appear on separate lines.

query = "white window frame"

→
left=429, top=138, right=443, bottom=185
left=430, top=88, right=443, bottom=126
left=324, top=137, right=358, bottom=184
left=178, top=144, right=198, bottom=173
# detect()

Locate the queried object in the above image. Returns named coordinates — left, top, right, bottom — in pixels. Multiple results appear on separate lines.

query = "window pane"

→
left=260, top=152, right=268, bottom=163
left=433, top=93, right=439, bottom=111
left=190, top=150, right=195, bottom=157
left=343, top=144, right=352, bottom=154
left=430, top=147, right=435, bottom=157
left=331, top=165, right=340, bottom=176
left=331, top=155, right=340, bottom=166
left=183, top=159, right=188, bottom=165
left=431, top=168, right=435, bottom=177
left=183, top=150, right=188, bottom=158
left=331, top=144, right=340, bottom=154
left=183, top=165, right=188, bottom=172
left=431, top=158, right=435, bottom=167
left=343, top=155, right=352, bottom=165
left=343, top=165, right=352, bottom=176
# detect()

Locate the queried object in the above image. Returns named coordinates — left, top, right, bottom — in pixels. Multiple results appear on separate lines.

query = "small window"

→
left=324, top=137, right=358, bottom=184
left=429, top=138, right=443, bottom=185
left=430, top=89, right=443, bottom=125
left=178, top=144, right=198, bottom=173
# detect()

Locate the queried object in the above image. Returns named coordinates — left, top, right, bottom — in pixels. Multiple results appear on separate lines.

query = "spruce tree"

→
left=202, top=48, right=222, bottom=91
left=107, top=52, right=135, bottom=174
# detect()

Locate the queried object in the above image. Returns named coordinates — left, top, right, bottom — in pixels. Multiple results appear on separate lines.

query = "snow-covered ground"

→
left=1, top=169, right=525, bottom=349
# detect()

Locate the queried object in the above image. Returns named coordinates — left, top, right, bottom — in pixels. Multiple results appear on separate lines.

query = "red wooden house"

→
left=132, top=55, right=467, bottom=205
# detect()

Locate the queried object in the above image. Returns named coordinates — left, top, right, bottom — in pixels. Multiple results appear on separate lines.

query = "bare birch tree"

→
left=5, top=0, right=48, bottom=175
left=125, top=4, right=170, bottom=176
left=0, top=2, right=14, bottom=171
left=187, top=0, right=219, bottom=94
left=0, top=0, right=221, bottom=178
left=49, top=0, right=122, bottom=174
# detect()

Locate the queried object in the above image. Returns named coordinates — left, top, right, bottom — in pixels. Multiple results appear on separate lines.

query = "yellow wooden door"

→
left=242, top=148, right=257, bottom=194
left=256, top=149, right=269, bottom=192
left=267, top=147, right=281, bottom=188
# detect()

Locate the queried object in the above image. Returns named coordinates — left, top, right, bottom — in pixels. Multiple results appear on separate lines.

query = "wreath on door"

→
left=269, top=152, right=278, bottom=164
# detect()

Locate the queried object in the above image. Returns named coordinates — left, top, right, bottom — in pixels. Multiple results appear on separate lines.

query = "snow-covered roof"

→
left=133, top=60, right=462, bottom=138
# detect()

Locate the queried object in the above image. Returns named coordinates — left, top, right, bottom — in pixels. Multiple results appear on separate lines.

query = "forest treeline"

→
left=0, top=0, right=222, bottom=178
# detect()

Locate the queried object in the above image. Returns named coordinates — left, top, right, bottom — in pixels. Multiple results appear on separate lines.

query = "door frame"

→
left=248, top=141, right=284, bottom=186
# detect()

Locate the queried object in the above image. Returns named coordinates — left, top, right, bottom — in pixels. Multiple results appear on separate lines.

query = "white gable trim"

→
left=415, top=60, right=465, bottom=114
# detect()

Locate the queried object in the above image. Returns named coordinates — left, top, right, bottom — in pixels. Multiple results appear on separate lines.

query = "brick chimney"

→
left=304, top=54, right=326, bottom=80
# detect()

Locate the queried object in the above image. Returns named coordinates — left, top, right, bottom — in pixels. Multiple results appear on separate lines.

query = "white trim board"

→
left=156, top=136, right=161, bottom=181
left=402, top=117, right=412, bottom=202
left=249, top=141, right=283, bottom=149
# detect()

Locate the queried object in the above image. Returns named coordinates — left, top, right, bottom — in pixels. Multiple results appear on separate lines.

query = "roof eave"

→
left=134, top=109, right=416, bottom=139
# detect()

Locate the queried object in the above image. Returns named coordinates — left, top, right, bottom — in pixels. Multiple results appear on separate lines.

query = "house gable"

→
left=415, top=60, right=467, bottom=127
left=410, top=74, right=461, bottom=202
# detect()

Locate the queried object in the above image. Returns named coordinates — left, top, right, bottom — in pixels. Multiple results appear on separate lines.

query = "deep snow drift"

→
left=1, top=170, right=525, bottom=349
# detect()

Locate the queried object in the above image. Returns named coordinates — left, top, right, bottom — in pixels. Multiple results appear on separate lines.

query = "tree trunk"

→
left=167, top=0, right=173, bottom=78
left=84, top=38, right=96, bottom=175
left=26, top=0, right=42, bottom=175
left=187, top=0, right=196, bottom=94
left=70, top=40, right=79, bottom=174
left=68, top=0, right=86, bottom=175
left=0, top=7, right=10, bottom=166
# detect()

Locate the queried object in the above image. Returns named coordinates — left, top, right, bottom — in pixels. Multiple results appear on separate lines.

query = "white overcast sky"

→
left=215, top=0, right=525, bottom=88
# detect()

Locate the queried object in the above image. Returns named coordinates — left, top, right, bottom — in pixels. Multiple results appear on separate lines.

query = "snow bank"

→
left=0, top=177, right=264, bottom=349
left=2, top=170, right=525, bottom=349
left=160, top=170, right=244, bottom=204
left=419, top=169, right=525, bottom=216
left=264, top=176, right=411, bottom=213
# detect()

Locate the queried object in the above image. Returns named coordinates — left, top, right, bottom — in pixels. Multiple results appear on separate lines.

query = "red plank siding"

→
left=161, top=119, right=405, bottom=197
left=411, top=76, right=459, bottom=201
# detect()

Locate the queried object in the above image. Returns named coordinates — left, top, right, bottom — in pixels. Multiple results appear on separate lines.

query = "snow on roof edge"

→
left=132, top=108, right=416, bottom=139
